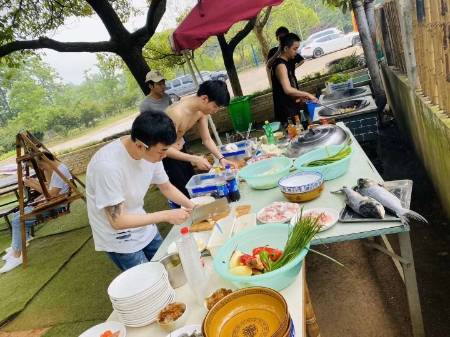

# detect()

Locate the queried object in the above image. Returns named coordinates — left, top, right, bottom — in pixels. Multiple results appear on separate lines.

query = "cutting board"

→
left=191, top=211, right=230, bottom=232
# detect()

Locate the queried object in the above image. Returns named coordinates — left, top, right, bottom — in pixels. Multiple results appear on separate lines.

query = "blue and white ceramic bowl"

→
left=278, top=172, right=324, bottom=194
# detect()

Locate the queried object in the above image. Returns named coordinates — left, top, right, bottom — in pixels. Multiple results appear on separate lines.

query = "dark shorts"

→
left=162, top=145, right=195, bottom=197
left=106, top=231, right=163, bottom=271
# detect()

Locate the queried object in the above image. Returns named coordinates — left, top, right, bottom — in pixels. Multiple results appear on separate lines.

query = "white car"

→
left=300, top=32, right=361, bottom=59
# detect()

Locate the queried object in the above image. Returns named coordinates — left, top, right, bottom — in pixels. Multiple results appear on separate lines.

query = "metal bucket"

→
left=158, top=253, right=187, bottom=289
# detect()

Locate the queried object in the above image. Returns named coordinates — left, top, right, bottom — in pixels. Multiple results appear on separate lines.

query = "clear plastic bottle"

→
left=263, top=120, right=275, bottom=144
left=176, top=227, right=207, bottom=304
left=225, top=164, right=240, bottom=202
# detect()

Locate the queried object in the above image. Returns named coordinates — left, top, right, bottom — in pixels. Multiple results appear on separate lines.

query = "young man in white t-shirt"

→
left=86, top=111, right=195, bottom=271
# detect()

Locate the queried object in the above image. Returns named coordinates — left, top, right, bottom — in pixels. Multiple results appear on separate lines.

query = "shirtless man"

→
left=160, top=80, right=235, bottom=198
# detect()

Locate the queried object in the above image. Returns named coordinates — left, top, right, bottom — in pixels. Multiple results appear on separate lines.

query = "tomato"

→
left=239, top=254, right=254, bottom=266
left=252, top=247, right=283, bottom=261
left=101, top=331, right=113, bottom=337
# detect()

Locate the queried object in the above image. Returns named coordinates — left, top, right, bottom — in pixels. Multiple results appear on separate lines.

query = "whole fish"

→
left=357, top=178, right=428, bottom=224
left=341, top=186, right=386, bottom=219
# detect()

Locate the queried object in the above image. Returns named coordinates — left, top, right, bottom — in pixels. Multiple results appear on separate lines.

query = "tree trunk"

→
left=364, top=0, right=377, bottom=47
left=352, top=0, right=386, bottom=110
left=254, top=27, right=270, bottom=61
left=119, top=49, right=151, bottom=95
left=217, top=34, right=243, bottom=97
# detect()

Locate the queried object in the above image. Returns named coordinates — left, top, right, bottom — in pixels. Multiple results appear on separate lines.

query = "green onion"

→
left=302, top=146, right=351, bottom=167
left=271, top=209, right=322, bottom=271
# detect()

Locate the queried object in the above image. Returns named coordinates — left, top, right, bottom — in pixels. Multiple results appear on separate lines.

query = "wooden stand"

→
left=15, top=131, right=85, bottom=268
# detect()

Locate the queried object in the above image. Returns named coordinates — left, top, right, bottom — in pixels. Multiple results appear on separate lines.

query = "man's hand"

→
left=191, top=155, right=212, bottom=171
left=164, top=208, right=192, bottom=225
left=219, top=157, right=238, bottom=169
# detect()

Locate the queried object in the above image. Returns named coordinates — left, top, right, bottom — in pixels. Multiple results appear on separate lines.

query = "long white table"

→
left=109, top=222, right=305, bottom=336
left=109, top=123, right=424, bottom=337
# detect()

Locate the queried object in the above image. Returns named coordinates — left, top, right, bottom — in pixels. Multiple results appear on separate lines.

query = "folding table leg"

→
left=398, top=231, right=425, bottom=337
left=305, top=281, right=321, bottom=337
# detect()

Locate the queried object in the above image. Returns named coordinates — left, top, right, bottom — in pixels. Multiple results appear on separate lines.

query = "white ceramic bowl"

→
left=157, top=302, right=188, bottom=332
left=278, top=172, right=324, bottom=194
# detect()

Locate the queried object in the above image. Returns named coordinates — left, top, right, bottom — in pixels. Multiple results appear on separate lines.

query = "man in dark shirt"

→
left=267, top=26, right=305, bottom=73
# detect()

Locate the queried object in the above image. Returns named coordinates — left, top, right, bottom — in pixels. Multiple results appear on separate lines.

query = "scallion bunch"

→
left=271, top=209, right=322, bottom=271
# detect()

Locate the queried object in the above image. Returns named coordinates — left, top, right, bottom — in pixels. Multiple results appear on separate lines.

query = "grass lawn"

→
left=0, top=185, right=172, bottom=336
left=0, top=227, right=92, bottom=326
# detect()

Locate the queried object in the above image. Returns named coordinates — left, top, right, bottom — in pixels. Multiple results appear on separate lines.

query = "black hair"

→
left=280, top=33, right=301, bottom=49
left=40, top=151, right=55, bottom=161
left=131, top=110, right=177, bottom=147
left=147, top=80, right=155, bottom=88
left=275, top=26, right=289, bottom=38
left=197, top=80, right=230, bottom=107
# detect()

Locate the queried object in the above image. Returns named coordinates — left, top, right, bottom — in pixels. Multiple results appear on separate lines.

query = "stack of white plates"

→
left=107, top=262, right=175, bottom=327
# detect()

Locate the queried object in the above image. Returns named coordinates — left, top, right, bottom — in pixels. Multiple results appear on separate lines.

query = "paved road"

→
left=2, top=46, right=363, bottom=164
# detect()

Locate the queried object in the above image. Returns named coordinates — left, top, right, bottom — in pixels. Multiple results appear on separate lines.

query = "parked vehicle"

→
left=299, top=27, right=342, bottom=54
left=210, top=70, right=228, bottom=82
left=166, top=70, right=228, bottom=101
left=300, top=32, right=361, bottom=59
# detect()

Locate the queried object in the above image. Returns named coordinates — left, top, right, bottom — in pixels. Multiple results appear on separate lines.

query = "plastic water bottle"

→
left=225, top=165, right=240, bottom=202
left=263, top=121, right=275, bottom=144
left=176, top=227, right=207, bottom=304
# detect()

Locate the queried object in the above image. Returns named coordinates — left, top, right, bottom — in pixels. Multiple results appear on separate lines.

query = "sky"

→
left=42, top=0, right=196, bottom=84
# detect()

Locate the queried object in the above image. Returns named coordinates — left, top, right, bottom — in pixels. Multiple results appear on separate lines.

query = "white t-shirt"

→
left=50, top=163, right=72, bottom=195
left=86, top=139, right=169, bottom=253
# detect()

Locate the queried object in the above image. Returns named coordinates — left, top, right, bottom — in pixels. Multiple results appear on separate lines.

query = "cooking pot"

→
left=285, top=124, right=350, bottom=158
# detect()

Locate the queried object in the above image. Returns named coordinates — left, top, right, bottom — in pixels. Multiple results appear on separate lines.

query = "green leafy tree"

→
left=0, top=0, right=168, bottom=94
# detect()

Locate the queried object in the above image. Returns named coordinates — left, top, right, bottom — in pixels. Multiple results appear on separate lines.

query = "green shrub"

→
left=328, top=73, right=350, bottom=84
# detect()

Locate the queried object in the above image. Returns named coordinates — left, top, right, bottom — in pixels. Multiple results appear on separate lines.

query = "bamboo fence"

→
left=412, top=0, right=450, bottom=115
left=381, top=1, right=407, bottom=74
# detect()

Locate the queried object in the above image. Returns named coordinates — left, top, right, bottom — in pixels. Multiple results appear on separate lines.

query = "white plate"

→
left=165, top=324, right=202, bottom=337
left=290, top=207, right=339, bottom=232
left=167, top=235, right=206, bottom=255
left=257, top=202, right=300, bottom=223
left=108, top=262, right=166, bottom=299
left=79, top=321, right=126, bottom=337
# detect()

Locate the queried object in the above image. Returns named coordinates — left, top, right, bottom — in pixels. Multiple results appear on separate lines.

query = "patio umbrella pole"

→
left=183, top=51, right=222, bottom=146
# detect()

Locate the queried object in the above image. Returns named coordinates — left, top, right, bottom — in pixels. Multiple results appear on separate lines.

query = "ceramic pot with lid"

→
left=285, top=124, right=350, bottom=158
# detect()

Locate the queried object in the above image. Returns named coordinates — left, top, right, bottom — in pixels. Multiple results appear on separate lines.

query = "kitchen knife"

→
left=191, top=197, right=230, bottom=224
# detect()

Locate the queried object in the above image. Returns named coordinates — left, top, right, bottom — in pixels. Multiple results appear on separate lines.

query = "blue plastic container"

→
left=213, top=223, right=309, bottom=291
left=306, top=101, right=317, bottom=120
left=238, top=156, right=292, bottom=189
left=293, top=145, right=353, bottom=181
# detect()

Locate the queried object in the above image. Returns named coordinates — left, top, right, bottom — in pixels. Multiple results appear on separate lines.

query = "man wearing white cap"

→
left=139, top=70, right=172, bottom=113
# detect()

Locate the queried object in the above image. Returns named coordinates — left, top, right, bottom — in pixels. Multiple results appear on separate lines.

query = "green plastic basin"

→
left=213, top=223, right=309, bottom=291
left=238, top=156, right=292, bottom=189
left=294, top=145, right=353, bottom=181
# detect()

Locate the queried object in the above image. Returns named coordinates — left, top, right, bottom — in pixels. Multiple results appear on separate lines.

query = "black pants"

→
left=162, top=147, right=195, bottom=197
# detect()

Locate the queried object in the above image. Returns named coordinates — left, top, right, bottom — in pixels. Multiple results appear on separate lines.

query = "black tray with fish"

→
left=339, top=180, right=413, bottom=223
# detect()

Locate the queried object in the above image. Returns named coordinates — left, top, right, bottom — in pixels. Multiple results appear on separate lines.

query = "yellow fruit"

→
left=229, top=265, right=252, bottom=276
left=229, top=250, right=243, bottom=269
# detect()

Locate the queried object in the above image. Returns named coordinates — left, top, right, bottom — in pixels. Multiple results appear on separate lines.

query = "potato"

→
left=229, top=250, right=243, bottom=269
left=229, top=265, right=252, bottom=276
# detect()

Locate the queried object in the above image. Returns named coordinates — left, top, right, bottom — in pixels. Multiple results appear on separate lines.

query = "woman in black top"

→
left=270, top=33, right=317, bottom=123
